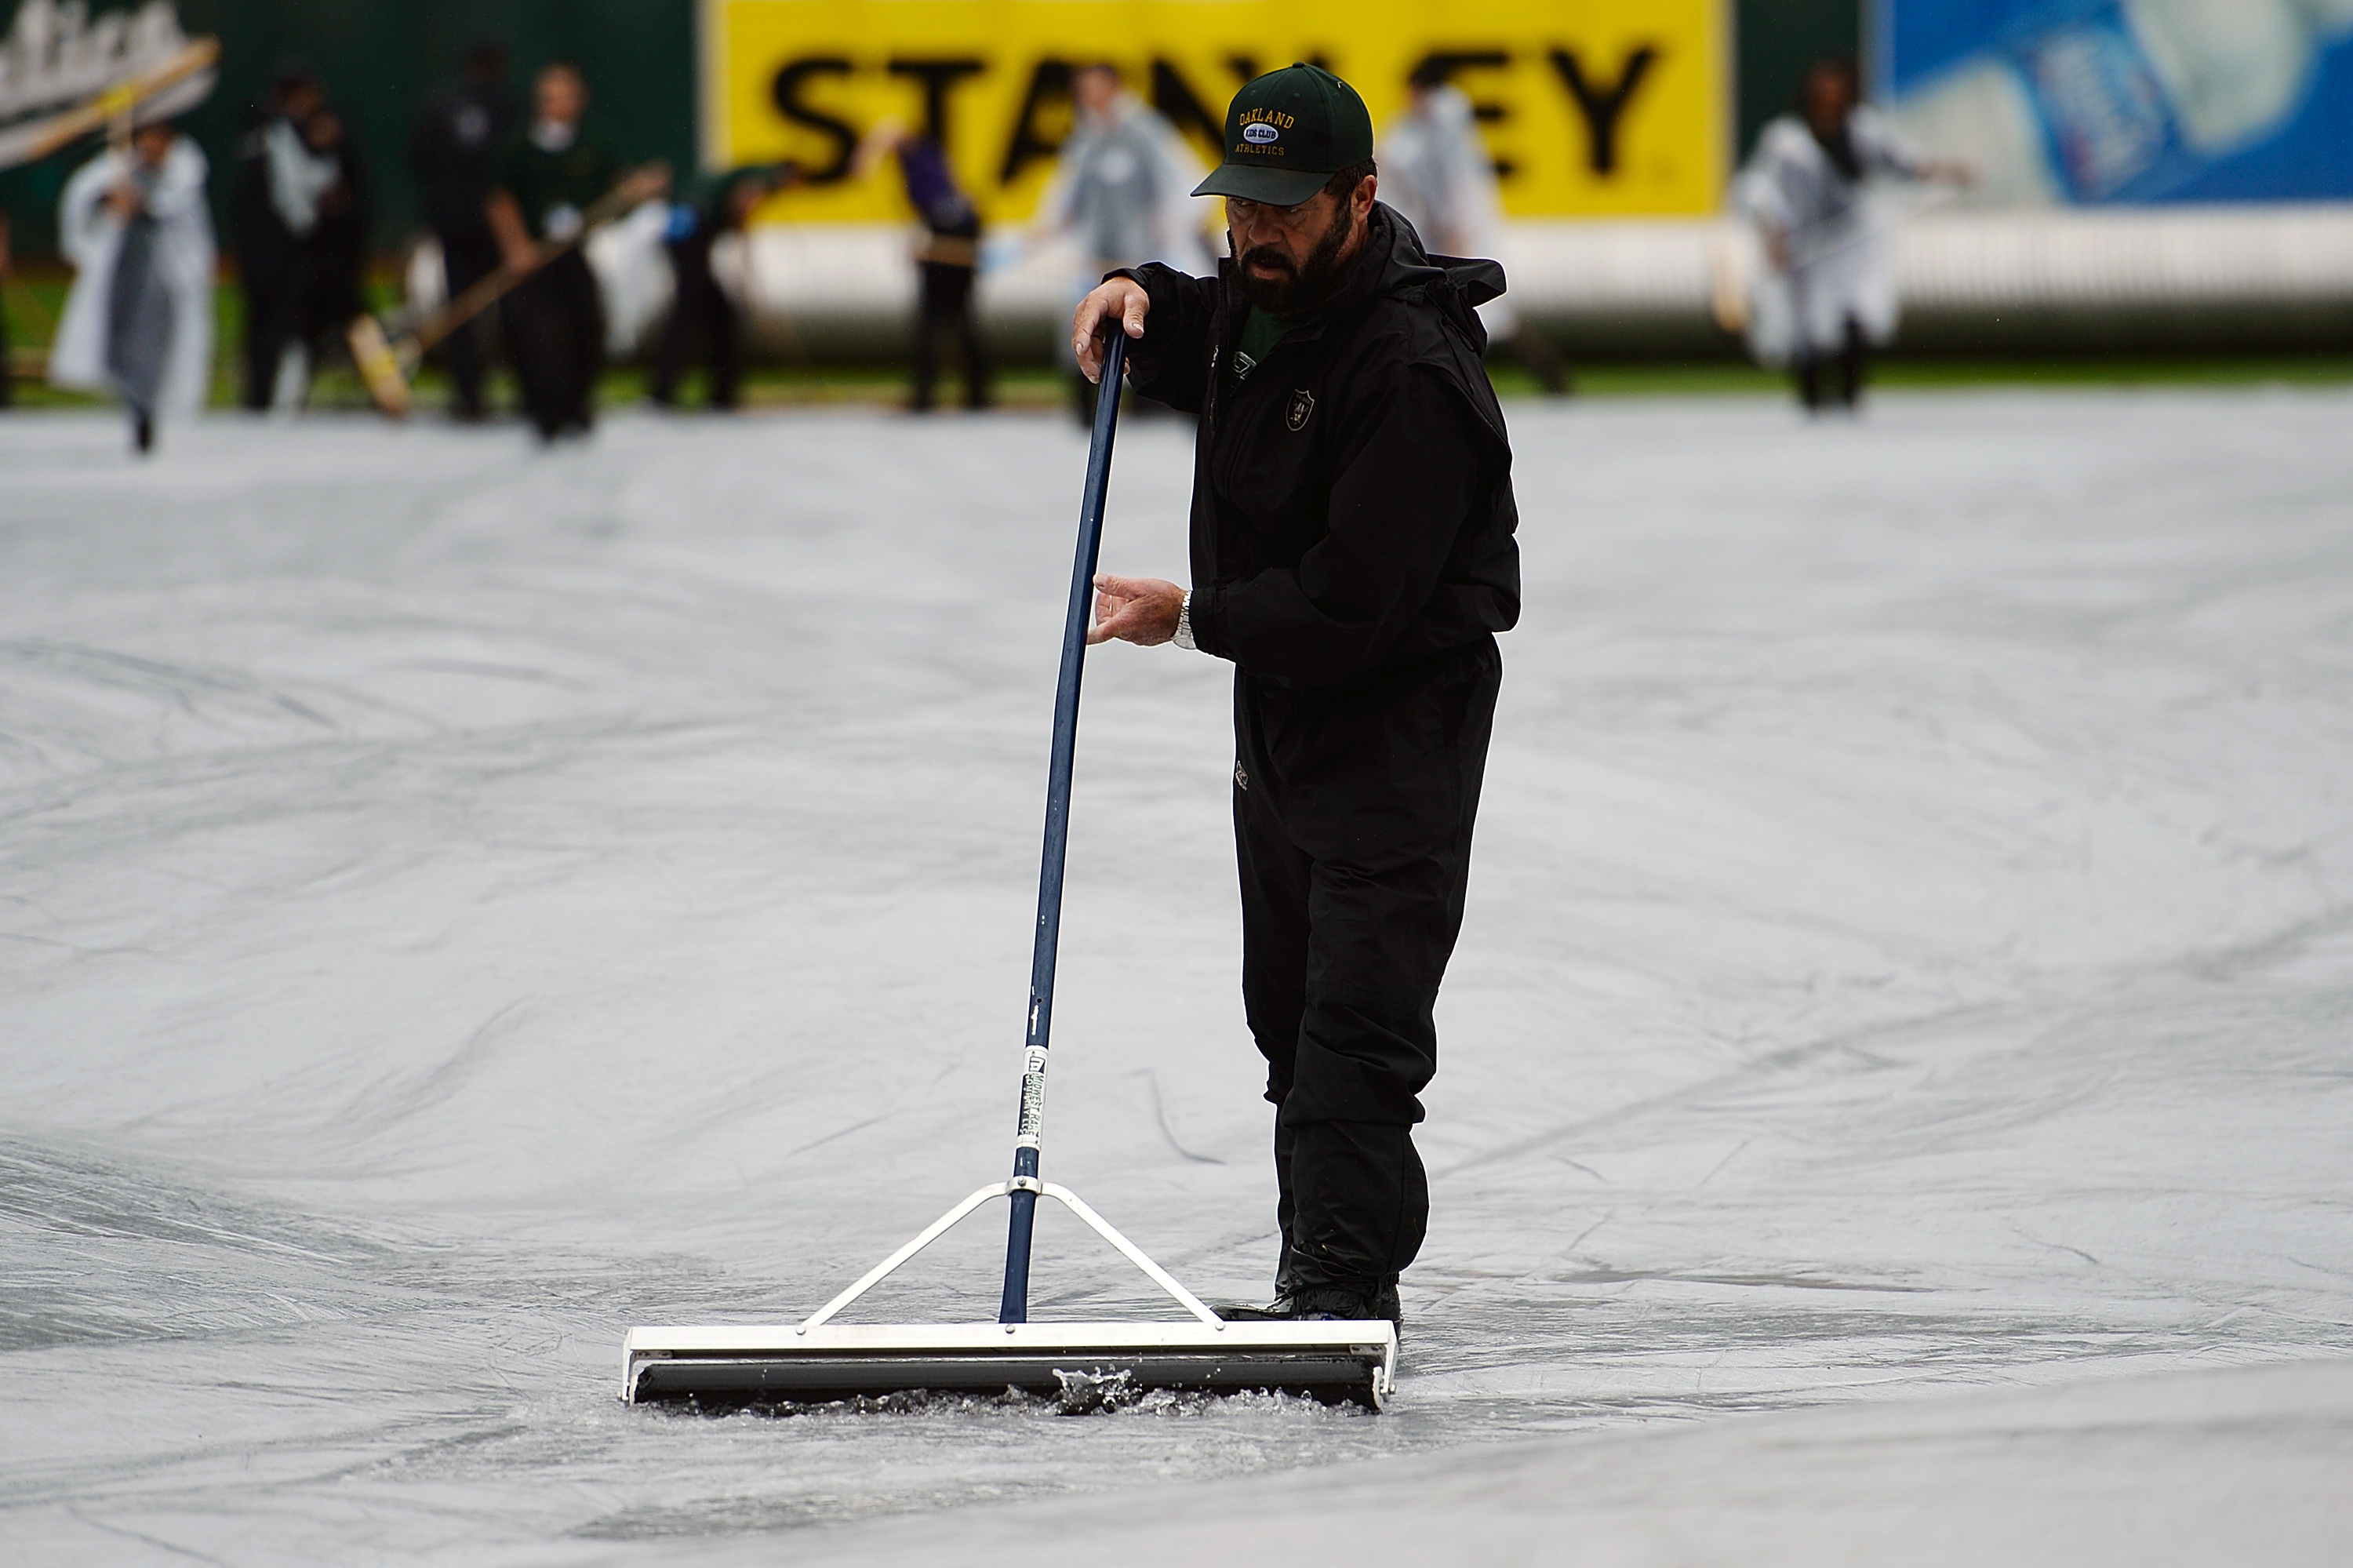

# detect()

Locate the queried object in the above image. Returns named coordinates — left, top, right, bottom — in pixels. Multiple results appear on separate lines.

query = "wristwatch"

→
left=1173, top=589, right=1196, bottom=651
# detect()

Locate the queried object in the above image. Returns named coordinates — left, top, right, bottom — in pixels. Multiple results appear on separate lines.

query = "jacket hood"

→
left=1373, top=204, right=1504, bottom=302
left=1329, top=202, right=1503, bottom=355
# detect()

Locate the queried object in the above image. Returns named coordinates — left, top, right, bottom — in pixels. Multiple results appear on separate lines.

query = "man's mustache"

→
left=1240, top=245, right=1297, bottom=277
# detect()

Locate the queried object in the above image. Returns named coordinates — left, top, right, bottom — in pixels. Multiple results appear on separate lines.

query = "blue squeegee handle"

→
left=1000, top=329, right=1129, bottom=1326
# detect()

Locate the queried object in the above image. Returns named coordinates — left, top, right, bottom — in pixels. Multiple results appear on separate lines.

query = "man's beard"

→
left=1234, top=202, right=1358, bottom=313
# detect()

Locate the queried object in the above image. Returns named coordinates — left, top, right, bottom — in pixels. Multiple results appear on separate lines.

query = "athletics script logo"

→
left=1286, top=387, right=1315, bottom=431
left=0, top=0, right=216, bottom=171
left=0, top=1, right=193, bottom=121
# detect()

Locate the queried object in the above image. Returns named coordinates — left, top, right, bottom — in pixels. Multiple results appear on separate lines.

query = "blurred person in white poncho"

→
left=1378, top=60, right=1566, bottom=396
left=51, top=119, right=216, bottom=452
left=1734, top=54, right=1971, bottom=413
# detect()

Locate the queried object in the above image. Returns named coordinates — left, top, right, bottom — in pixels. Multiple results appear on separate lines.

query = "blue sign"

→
left=1874, top=0, right=2353, bottom=202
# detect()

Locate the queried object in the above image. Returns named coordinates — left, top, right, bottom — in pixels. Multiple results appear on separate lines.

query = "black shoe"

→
left=1293, top=1282, right=1402, bottom=1327
left=1220, top=1279, right=1402, bottom=1332
left=133, top=411, right=154, bottom=453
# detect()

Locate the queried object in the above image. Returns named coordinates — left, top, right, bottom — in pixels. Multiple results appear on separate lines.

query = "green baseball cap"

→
left=1193, top=64, right=1375, bottom=206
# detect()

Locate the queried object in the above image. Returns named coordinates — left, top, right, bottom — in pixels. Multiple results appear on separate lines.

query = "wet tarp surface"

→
left=2, top=395, right=2349, bottom=1562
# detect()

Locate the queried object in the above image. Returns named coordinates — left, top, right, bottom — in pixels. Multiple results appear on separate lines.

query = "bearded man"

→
left=1072, top=64, right=1519, bottom=1328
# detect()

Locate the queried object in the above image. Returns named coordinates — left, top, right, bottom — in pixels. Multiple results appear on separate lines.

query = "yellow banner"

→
left=700, top=0, right=1726, bottom=222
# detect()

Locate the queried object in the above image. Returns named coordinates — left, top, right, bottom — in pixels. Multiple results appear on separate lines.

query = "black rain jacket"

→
left=1117, top=202, right=1519, bottom=689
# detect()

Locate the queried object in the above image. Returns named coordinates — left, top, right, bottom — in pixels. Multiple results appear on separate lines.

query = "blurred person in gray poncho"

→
left=1033, top=62, right=1210, bottom=421
left=50, top=119, right=216, bottom=452
left=1379, top=60, right=1566, bottom=395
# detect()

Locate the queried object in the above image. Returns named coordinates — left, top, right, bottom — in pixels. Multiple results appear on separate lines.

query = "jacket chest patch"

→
left=1286, top=387, right=1315, bottom=431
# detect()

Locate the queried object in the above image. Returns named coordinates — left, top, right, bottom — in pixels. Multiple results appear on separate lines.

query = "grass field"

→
left=9, top=271, right=2353, bottom=413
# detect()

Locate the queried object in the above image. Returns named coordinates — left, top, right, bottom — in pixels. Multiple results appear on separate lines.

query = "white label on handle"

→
left=1015, top=1046, right=1049, bottom=1150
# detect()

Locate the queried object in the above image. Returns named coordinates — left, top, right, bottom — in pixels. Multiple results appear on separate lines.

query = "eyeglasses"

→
left=1224, top=195, right=1324, bottom=231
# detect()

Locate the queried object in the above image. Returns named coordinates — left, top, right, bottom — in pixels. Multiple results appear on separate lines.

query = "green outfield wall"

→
left=4, top=0, right=1856, bottom=262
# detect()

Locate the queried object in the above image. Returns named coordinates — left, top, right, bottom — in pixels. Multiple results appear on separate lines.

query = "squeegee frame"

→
left=800, top=1178, right=1221, bottom=1332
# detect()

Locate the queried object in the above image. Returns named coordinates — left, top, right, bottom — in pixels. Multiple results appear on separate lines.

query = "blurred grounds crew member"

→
left=411, top=40, right=518, bottom=422
left=651, top=162, right=795, bottom=411
left=488, top=63, right=644, bottom=441
left=858, top=122, right=991, bottom=413
left=1379, top=59, right=1566, bottom=396
left=0, top=212, right=13, bottom=409
left=1075, top=64, right=1518, bottom=1329
left=233, top=60, right=369, bottom=412
left=1735, top=53, right=1971, bottom=413
left=1035, top=61, right=1209, bottom=424
left=51, top=118, right=216, bottom=452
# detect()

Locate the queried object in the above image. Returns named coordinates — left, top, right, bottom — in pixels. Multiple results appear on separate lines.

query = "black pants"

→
left=912, top=260, right=987, bottom=411
left=437, top=228, right=501, bottom=420
left=1491, top=326, right=1570, bottom=396
left=240, top=256, right=309, bottom=410
left=1797, top=318, right=1867, bottom=412
left=240, top=240, right=362, bottom=410
left=653, top=234, right=740, bottom=409
left=501, top=249, right=604, bottom=439
left=1233, top=639, right=1502, bottom=1295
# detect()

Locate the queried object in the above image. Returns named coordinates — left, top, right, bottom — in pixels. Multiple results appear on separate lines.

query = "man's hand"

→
left=1088, top=573, right=1184, bottom=646
left=485, top=189, right=538, bottom=275
left=1072, top=278, right=1149, bottom=384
